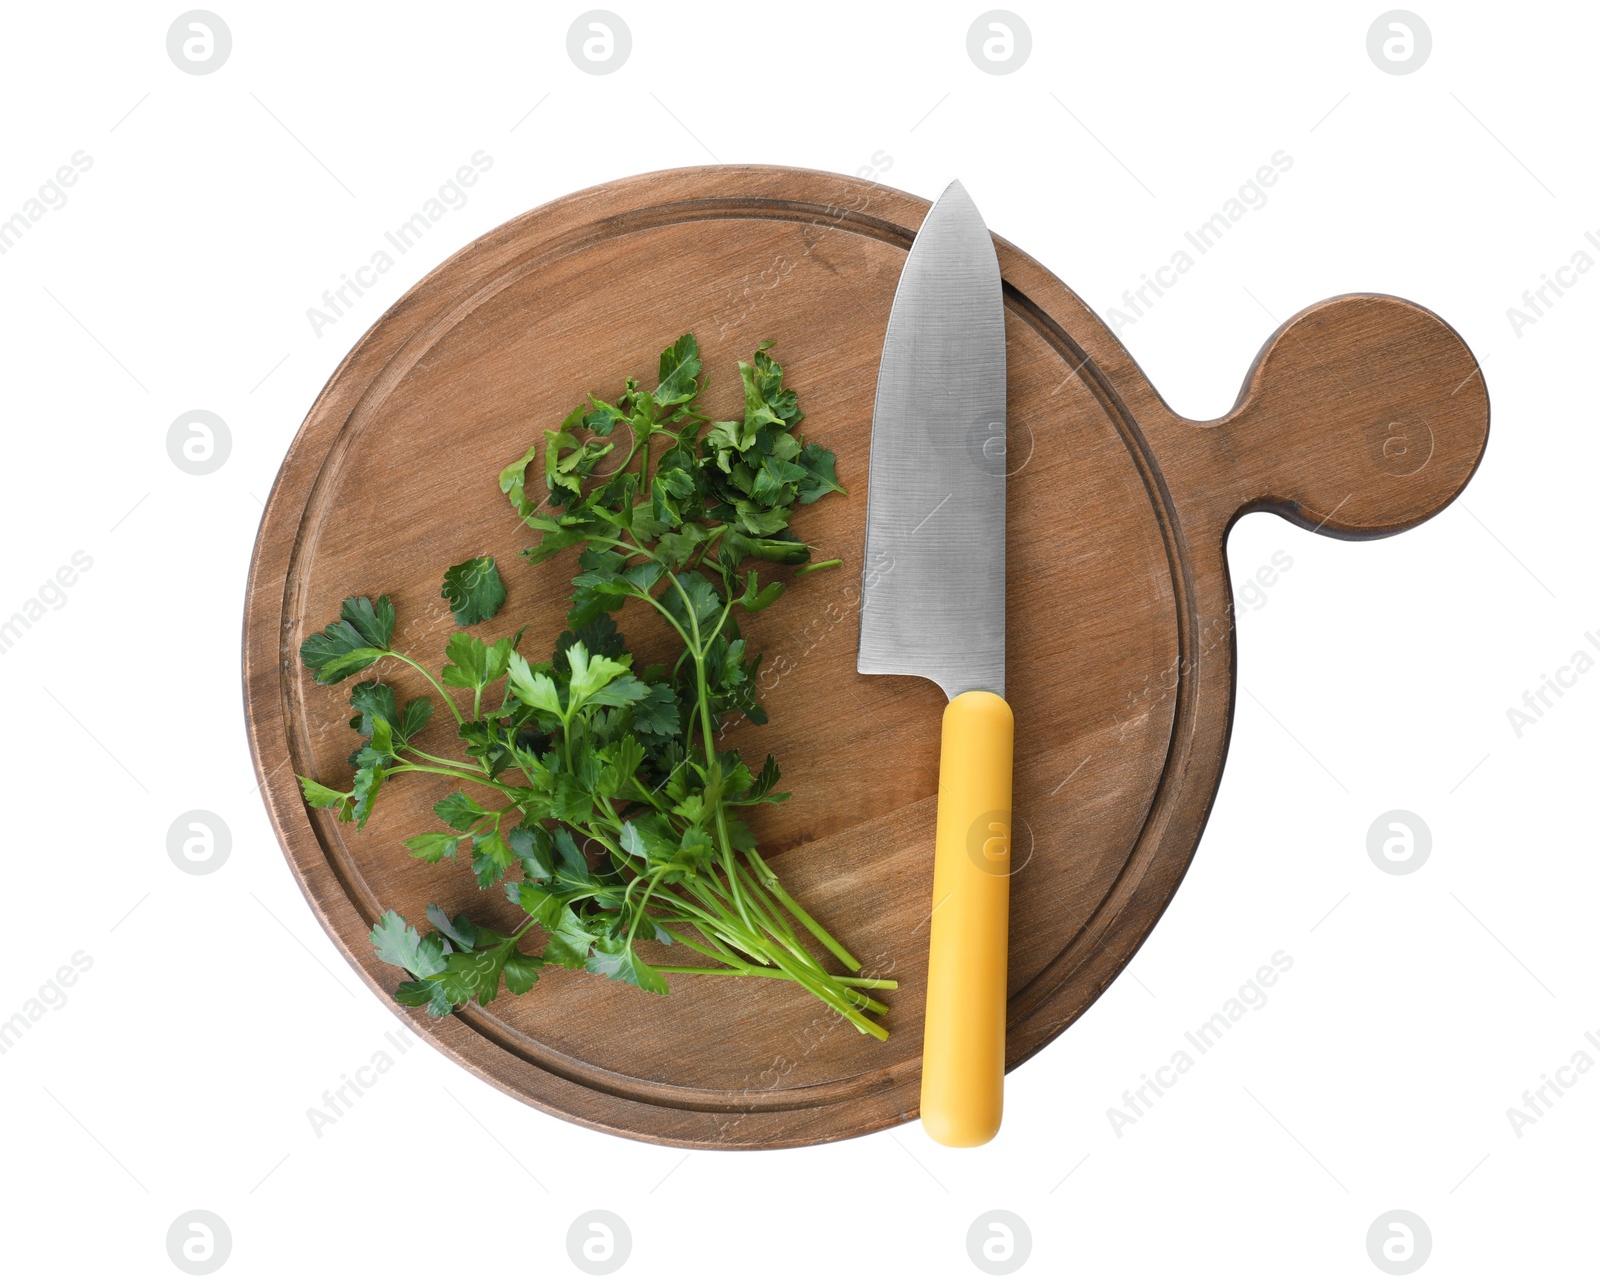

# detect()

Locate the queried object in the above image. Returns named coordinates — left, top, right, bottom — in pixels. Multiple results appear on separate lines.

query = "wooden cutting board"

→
left=243, top=165, right=1489, bottom=1148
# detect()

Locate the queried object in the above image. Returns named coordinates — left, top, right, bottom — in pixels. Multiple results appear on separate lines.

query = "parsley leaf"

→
left=404, top=832, right=460, bottom=863
left=434, top=791, right=488, bottom=830
left=506, top=652, right=563, bottom=718
left=654, top=333, right=701, bottom=407
left=586, top=936, right=668, bottom=994
left=470, top=826, right=517, bottom=889
left=436, top=935, right=541, bottom=1006
left=552, top=613, right=626, bottom=668
left=441, top=556, right=508, bottom=627
left=300, top=595, right=395, bottom=683
left=370, top=910, right=449, bottom=978
left=342, top=596, right=396, bottom=649
left=441, top=632, right=513, bottom=692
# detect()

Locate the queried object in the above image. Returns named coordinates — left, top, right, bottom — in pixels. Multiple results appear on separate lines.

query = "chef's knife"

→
left=857, top=180, right=1012, bottom=1147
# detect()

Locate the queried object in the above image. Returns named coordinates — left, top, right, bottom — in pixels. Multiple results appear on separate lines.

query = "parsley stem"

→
left=669, top=885, right=771, bottom=966
left=683, top=856, right=737, bottom=913
left=391, top=652, right=465, bottom=726
left=746, top=849, right=861, bottom=972
left=389, top=762, right=504, bottom=791
left=728, top=861, right=798, bottom=949
left=569, top=820, right=641, bottom=876
left=659, top=556, right=758, bottom=938
left=627, top=774, right=669, bottom=811
left=684, top=524, right=727, bottom=573
left=642, top=593, right=696, bottom=656
left=695, top=861, right=885, bottom=1024
left=665, top=929, right=747, bottom=971
left=708, top=593, right=736, bottom=643
left=624, top=866, right=681, bottom=952
left=403, top=747, right=483, bottom=773
left=656, top=965, right=895, bottom=988
left=739, top=891, right=870, bottom=1011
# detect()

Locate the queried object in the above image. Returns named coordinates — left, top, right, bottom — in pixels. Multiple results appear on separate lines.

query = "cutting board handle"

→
left=1193, top=293, right=1489, bottom=538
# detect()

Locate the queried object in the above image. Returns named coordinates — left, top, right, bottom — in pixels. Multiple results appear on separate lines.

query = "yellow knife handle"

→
left=921, top=689, right=1014, bottom=1147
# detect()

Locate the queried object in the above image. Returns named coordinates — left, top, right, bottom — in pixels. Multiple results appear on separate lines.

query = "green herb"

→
left=298, top=335, right=892, bottom=1038
left=441, top=555, right=507, bottom=626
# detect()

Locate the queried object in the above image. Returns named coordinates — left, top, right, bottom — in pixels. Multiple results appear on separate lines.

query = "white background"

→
left=1, top=1, right=1592, bottom=1281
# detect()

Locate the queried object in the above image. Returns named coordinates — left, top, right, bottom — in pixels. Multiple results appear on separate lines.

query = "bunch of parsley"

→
left=298, top=335, right=894, bottom=1038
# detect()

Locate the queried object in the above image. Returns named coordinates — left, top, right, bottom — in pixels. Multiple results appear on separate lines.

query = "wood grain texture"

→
left=242, top=165, right=1489, bottom=1148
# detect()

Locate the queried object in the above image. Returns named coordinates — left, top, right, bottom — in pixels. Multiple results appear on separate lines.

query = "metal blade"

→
left=857, top=179, right=1006, bottom=700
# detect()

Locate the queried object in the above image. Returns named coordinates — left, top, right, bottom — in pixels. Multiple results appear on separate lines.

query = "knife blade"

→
left=857, top=179, right=1013, bottom=1147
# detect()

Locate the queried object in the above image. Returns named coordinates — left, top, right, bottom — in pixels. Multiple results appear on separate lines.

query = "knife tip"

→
left=930, top=177, right=986, bottom=228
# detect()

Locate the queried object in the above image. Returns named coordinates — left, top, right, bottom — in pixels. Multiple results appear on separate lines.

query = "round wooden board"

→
left=244, top=165, right=1489, bottom=1148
